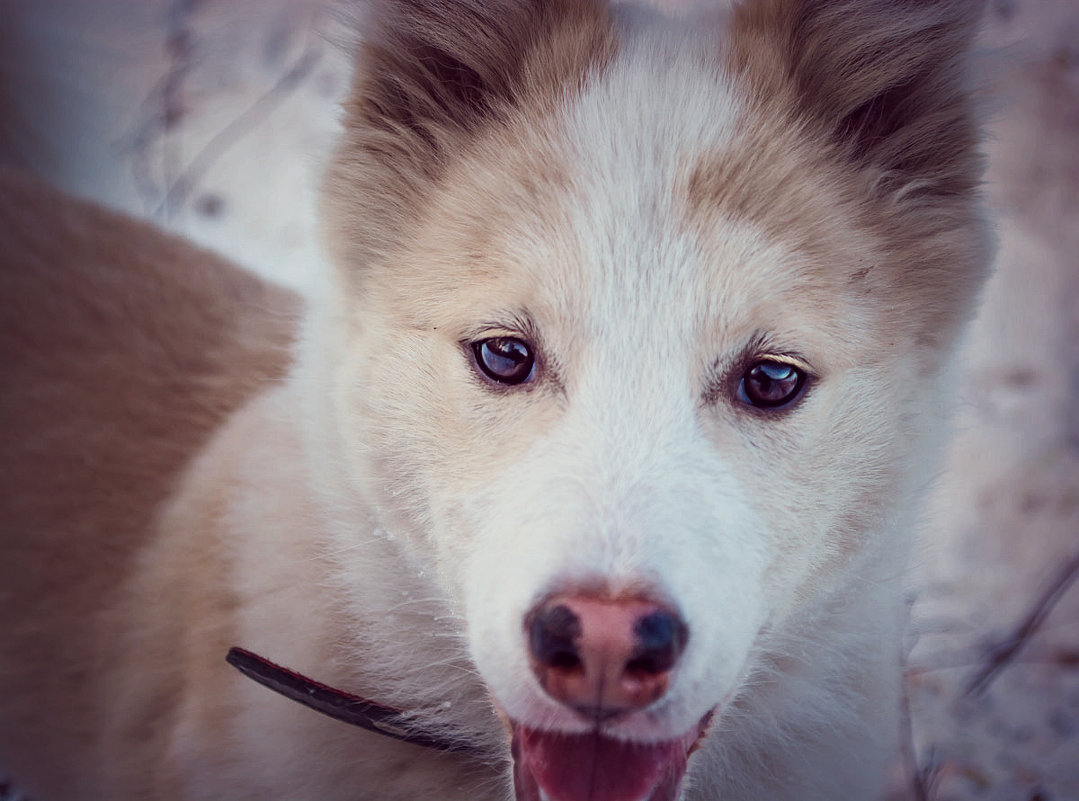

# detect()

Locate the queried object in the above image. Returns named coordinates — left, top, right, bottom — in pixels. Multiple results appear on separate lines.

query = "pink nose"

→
left=526, top=594, right=688, bottom=721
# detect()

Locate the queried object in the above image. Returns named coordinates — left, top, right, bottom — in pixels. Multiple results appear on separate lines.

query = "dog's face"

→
left=318, top=1, right=988, bottom=798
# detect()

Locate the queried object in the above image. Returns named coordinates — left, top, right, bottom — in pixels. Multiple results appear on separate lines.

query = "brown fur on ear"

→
left=729, top=0, right=987, bottom=199
left=323, top=0, right=614, bottom=272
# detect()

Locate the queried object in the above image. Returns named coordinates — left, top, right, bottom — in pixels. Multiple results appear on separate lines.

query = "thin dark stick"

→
left=901, top=679, right=931, bottom=801
left=153, top=41, right=321, bottom=218
left=159, top=0, right=200, bottom=221
left=965, top=550, right=1079, bottom=696
left=899, top=616, right=931, bottom=801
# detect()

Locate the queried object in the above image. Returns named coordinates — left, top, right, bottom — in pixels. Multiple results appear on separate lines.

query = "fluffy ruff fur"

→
left=0, top=1, right=990, bottom=799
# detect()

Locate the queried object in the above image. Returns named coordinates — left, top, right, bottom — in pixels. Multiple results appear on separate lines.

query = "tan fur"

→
left=322, top=0, right=616, bottom=284
left=0, top=171, right=507, bottom=799
left=720, top=0, right=991, bottom=350
left=0, top=169, right=299, bottom=797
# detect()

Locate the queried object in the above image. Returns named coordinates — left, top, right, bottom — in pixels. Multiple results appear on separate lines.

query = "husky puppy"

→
left=0, top=1, right=990, bottom=799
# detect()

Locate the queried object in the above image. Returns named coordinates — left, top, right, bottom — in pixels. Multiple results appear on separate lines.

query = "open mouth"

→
left=510, top=713, right=713, bottom=801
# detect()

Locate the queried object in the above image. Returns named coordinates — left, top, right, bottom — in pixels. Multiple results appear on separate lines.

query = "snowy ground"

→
left=897, top=2, right=1079, bottom=798
left=1, top=1, right=1077, bottom=799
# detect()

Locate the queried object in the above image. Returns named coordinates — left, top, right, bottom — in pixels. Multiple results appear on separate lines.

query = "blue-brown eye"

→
left=472, top=337, right=535, bottom=385
left=739, top=360, right=807, bottom=409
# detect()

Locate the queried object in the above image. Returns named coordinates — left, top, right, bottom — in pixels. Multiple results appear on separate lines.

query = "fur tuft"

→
left=729, top=0, right=987, bottom=199
left=323, top=0, right=615, bottom=275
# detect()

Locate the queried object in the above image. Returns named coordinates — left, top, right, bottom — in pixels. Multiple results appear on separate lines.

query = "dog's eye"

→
left=739, top=360, right=807, bottom=409
left=472, top=337, right=535, bottom=385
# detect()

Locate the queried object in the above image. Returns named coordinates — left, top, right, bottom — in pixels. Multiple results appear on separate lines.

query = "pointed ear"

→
left=729, top=0, right=987, bottom=198
left=353, top=0, right=571, bottom=167
left=340, top=0, right=611, bottom=184
left=324, top=0, right=612, bottom=266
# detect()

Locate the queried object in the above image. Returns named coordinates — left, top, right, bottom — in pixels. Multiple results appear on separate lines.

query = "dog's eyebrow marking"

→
left=463, top=311, right=538, bottom=341
left=728, top=332, right=812, bottom=374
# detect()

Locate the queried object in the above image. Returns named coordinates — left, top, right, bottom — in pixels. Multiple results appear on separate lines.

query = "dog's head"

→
left=316, top=1, right=989, bottom=798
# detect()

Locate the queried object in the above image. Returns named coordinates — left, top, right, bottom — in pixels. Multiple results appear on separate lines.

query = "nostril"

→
left=529, top=604, right=583, bottom=671
left=628, top=609, right=688, bottom=676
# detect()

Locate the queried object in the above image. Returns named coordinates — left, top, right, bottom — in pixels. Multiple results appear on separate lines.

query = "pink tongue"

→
left=512, top=727, right=688, bottom=801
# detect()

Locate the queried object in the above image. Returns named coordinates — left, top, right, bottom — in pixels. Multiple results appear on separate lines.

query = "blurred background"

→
left=0, top=1, right=1076, bottom=799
